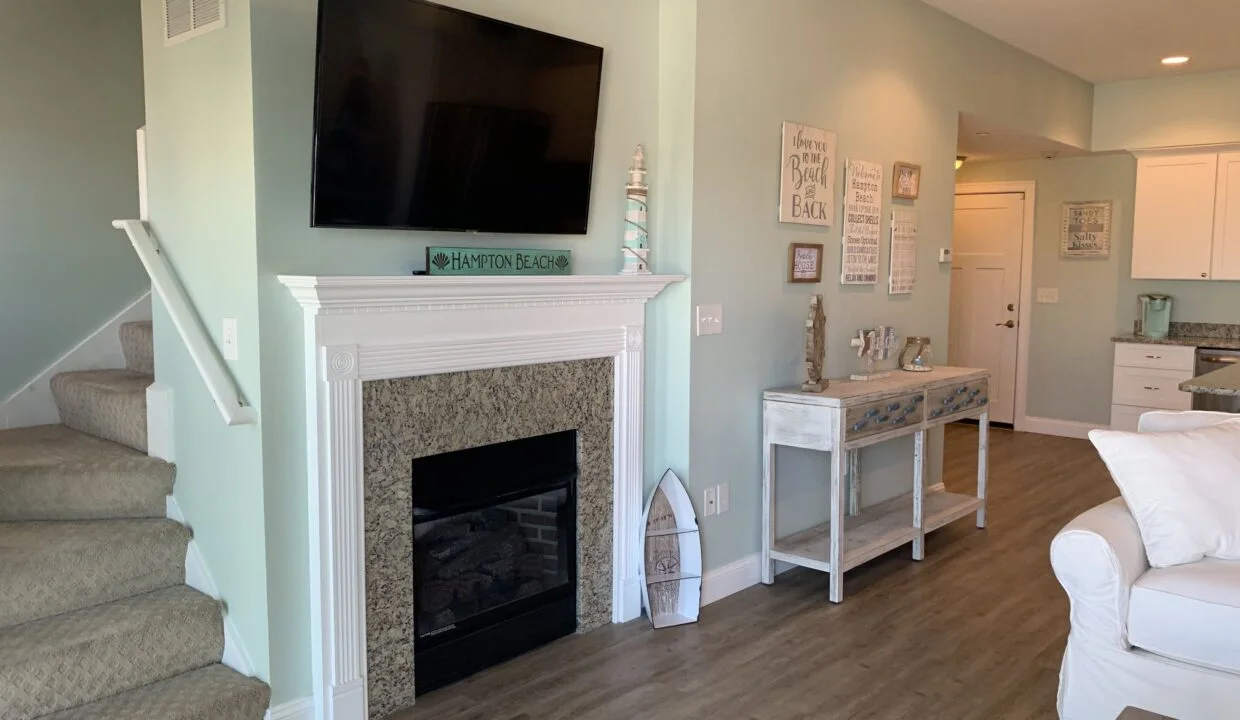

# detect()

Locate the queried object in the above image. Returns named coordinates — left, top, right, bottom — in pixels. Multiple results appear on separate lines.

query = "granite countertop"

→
left=1180, top=362, right=1240, bottom=397
left=1111, top=334, right=1240, bottom=350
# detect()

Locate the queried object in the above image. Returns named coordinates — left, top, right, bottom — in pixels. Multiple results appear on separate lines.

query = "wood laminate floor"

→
left=395, top=425, right=1117, bottom=720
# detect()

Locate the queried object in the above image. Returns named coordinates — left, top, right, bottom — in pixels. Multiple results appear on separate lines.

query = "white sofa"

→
left=1051, top=411, right=1240, bottom=720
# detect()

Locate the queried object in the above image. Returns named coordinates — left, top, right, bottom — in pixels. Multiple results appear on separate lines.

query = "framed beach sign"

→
left=779, top=122, right=837, bottom=227
left=1060, top=201, right=1112, bottom=258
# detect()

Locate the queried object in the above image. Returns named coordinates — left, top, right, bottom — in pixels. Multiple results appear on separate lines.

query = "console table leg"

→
left=828, top=444, right=847, bottom=603
left=761, top=437, right=776, bottom=584
left=846, top=450, right=860, bottom=516
left=977, top=411, right=989, bottom=528
left=912, top=430, right=926, bottom=561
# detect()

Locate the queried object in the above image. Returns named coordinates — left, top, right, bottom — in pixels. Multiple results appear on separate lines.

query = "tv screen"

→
left=311, top=0, right=605, bottom=234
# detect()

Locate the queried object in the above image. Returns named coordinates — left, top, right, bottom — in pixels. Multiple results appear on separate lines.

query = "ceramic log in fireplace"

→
left=411, top=430, right=579, bottom=693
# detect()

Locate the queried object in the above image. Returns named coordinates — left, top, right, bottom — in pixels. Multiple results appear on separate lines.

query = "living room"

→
left=3, top=0, right=1240, bottom=719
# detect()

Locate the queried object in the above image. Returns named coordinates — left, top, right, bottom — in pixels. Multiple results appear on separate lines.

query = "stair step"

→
left=120, top=321, right=154, bottom=375
left=40, top=664, right=270, bottom=720
left=50, top=370, right=153, bottom=453
left=0, top=425, right=173, bottom=521
left=0, top=586, right=222, bottom=720
left=0, top=519, right=190, bottom=629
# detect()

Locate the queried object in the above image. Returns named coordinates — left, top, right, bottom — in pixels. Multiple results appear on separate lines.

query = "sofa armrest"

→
left=1050, top=497, right=1149, bottom=649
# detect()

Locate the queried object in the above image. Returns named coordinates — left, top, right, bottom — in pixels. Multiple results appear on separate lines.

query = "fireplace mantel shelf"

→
left=279, top=274, right=685, bottom=312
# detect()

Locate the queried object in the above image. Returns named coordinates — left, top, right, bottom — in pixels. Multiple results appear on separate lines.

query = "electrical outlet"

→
left=703, top=486, right=718, bottom=517
left=696, top=304, right=723, bottom=336
left=1036, top=287, right=1059, bottom=304
left=939, top=248, right=953, bottom=263
left=222, top=318, right=238, bottom=361
left=717, top=483, right=730, bottom=514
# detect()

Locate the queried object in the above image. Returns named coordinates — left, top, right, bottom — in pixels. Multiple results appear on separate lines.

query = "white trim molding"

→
left=1020, top=416, right=1106, bottom=440
left=267, top=697, right=315, bottom=720
left=166, top=496, right=256, bottom=678
left=280, top=274, right=683, bottom=720
left=954, top=181, right=1036, bottom=433
left=1, top=292, right=151, bottom=429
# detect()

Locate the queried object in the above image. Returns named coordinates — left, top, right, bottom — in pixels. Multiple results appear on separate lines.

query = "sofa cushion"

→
left=1088, top=419, right=1240, bottom=567
left=1129, top=557, right=1240, bottom=673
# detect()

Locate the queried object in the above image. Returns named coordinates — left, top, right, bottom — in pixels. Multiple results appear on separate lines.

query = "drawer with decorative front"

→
left=844, top=392, right=924, bottom=441
left=926, top=378, right=989, bottom=422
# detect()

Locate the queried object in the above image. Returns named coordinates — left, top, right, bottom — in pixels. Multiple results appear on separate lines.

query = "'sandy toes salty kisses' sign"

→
left=779, top=122, right=837, bottom=227
left=426, top=247, right=572, bottom=276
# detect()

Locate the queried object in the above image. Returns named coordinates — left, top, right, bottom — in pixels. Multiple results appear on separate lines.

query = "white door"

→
left=950, top=193, right=1023, bottom=424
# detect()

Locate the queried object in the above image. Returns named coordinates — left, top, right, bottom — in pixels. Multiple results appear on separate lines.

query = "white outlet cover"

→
left=1036, top=287, right=1059, bottom=304
left=938, top=248, right=953, bottom=263
left=703, top=486, right=718, bottom=517
left=222, top=318, right=239, bottom=361
left=696, top=304, right=723, bottom=336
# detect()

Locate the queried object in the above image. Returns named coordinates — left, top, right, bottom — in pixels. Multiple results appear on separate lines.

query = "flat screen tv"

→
left=311, top=0, right=605, bottom=234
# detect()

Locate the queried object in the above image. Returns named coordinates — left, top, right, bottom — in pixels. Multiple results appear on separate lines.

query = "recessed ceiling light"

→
left=975, top=132, right=991, bottom=137
left=1161, top=56, right=1190, bottom=66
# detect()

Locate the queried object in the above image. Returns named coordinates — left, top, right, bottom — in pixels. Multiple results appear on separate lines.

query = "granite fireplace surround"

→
left=362, top=358, right=614, bottom=718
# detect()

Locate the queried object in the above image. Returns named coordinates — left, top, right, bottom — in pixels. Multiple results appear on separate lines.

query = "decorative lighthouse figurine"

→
left=621, top=145, right=651, bottom=275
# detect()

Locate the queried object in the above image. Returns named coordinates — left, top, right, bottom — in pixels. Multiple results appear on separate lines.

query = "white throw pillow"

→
left=1088, top=419, right=1240, bottom=568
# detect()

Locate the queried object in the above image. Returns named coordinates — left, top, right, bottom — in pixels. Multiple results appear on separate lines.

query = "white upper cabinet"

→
left=1132, top=153, right=1218, bottom=280
left=1213, top=152, right=1240, bottom=281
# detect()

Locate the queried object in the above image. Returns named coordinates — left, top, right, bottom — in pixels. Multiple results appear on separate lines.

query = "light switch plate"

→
left=939, top=248, right=953, bottom=263
left=717, top=483, right=730, bottom=514
left=696, top=304, right=723, bottom=336
left=1036, top=287, right=1059, bottom=304
left=222, top=318, right=238, bottom=361
left=703, top=486, right=718, bottom=517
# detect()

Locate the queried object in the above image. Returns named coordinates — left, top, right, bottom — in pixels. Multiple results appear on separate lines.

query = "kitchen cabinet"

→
left=1132, top=154, right=1218, bottom=280
left=1110, top=343, right=1194, bottom=431
left=1213, top=152, right=1240, bottom=281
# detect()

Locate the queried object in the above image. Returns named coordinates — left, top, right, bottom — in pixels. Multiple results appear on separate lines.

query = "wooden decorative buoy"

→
left=640, top=469, right=701, bottom=628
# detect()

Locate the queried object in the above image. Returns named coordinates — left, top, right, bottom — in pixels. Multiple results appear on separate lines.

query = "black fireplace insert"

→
left=411, top=430, right=578, bottom=694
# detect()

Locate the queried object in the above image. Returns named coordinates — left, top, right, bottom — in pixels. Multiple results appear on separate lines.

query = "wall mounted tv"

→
left=311, top=0, right=605, bottom=234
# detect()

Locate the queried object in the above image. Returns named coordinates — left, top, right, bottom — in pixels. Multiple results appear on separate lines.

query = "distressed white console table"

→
left=761, top=366, right=990, bottom=602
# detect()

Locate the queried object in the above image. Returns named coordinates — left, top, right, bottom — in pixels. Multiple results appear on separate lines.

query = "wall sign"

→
left=889, top=209, right=917, bottom=295
left=779, top=122, right=837, bottom=227
left=788, top=243, right=824, bottom=283
left=841, top=159, right=883, bottom=285
left=425, top=247, right=572, bottom=276
left=1060, top=201, right=1112, bottom=258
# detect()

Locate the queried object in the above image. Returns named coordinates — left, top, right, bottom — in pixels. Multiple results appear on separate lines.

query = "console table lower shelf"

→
left=770, top=490, right=984, bottom=575
left=762, top=366, right=991, bottom=603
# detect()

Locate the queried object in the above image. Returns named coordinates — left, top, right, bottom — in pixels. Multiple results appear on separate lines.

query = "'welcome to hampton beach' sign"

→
left=425, top=247, right=572, bottom=276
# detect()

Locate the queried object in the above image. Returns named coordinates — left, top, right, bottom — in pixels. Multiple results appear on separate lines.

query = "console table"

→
left=761, top=367, right=990, bottom=602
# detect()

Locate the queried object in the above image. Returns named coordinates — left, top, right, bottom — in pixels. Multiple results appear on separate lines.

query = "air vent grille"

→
left=164, top=0, right=225, bottom=45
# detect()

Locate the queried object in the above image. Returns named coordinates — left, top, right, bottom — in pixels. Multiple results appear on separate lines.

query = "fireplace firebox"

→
left=411, top=430, right=578, bottom=694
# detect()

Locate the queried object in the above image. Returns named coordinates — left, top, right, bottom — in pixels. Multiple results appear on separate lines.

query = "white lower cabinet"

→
left=1111, top=343, right=1195, bottom=429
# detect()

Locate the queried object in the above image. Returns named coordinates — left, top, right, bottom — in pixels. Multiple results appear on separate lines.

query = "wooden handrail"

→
left=112, top=219, right=257, bottom=426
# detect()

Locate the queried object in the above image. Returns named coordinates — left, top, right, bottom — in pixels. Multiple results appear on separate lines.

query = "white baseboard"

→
left=166, top=496, right=256, bottom=678
left=1020, top=416, right=1105, bottom=440
left=146, top=382, right=174, bottom=462
left=1, top=291, right=151, bottom=429
left=700, top=553, right=799, bottom=606
left=266, top=697, right=314, bottom=720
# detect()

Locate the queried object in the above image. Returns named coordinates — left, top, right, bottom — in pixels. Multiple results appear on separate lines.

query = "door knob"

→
left=995, top=320, right=1016, bottom=328
left=1007, top=303, right=1015, bottom=311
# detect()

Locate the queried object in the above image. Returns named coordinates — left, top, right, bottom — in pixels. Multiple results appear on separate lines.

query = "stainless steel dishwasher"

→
left=1193, top=348, right=1240, bottom=413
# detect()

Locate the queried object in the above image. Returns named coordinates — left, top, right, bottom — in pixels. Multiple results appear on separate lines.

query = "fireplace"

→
left=411, top=430, right=579, bottom=694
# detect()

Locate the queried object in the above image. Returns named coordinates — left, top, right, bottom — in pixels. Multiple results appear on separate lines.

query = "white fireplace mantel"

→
left=280, top=273, right=683, bottom=720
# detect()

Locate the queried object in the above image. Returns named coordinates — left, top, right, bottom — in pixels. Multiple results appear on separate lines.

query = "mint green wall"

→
left=685, top=0, right=1094, bottom=568
left=957, top=155, right=1136, bottom=426
left=0, top=0, right=146, bottom=397
left=1094, top=69, right=1240, bottom=151
left=248, top=0, right=660, bottom=702
left=140, top=0, right=270, bottom=680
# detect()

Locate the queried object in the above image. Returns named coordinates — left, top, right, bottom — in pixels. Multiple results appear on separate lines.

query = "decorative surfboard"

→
left=640, top=469, right=702, bottom=628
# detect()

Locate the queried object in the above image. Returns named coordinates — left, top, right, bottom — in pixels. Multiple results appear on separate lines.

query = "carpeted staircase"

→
left=0, top=321, right=270, bottom=719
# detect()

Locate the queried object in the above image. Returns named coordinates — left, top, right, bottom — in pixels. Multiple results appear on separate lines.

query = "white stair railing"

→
left=113, top=219, right=257, bottom=426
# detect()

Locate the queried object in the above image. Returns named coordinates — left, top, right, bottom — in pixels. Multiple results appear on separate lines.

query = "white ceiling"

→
left=921, top=0, right=1240, bottom=83
left=957, top=113, right=1087, bottom=163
